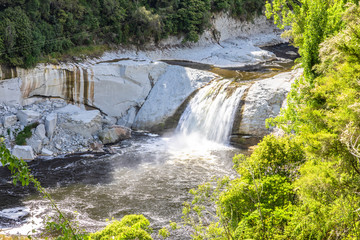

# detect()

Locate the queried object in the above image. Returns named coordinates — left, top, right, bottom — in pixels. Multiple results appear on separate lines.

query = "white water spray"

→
left=177, top=79, right=246, bottom=144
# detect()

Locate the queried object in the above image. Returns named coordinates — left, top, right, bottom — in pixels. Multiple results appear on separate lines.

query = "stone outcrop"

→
left=35, top=124, right=46, bottom=140
left=17, top=110, right=41, bottom=125
left=41, top=148, right=53, bottom=156
left=132, top=66, right=216, bottom=130
left=0, top=99, right=132, bottom=159
left=57, top=105, right=102, bottom=138
left=231, top=68, right=303, bottom=145
left=12, top=145, right=35, bottom=161
left=2, top=115, right=17, bottom=128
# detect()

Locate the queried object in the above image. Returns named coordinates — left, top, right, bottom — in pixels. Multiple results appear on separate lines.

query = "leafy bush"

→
left=15, top=122, right=39, bottom=145
left=88, top=215, right=152, bottom=240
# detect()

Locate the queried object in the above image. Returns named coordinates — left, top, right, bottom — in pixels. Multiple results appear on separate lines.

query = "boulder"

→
left=41, top=148, right=53, bottom=156
left=99, top=125, right=131, bottom=144
left=2, top=115, right=17, bottom=128
left=35, top=124, right=46, bottom=140
left=58, top=105, right=102, bottom=138
left=17, top=110, right=40, bottom=125
left=12, top=145, right=35, bottom=161
left=45, top=113, right=57, bottom=139
left=27, top=137, right=42, bottom=154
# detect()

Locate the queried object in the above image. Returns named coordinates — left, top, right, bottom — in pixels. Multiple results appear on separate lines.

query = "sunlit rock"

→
left=59, top=106, right=102, bottom=138
left=45, top=113, right=57, bottom=139
left=27, top=137, right=42, bottom=154
left=233, top=68, right=303, bottom=138
left=41, top=148, right=53, bottom=156
left=12, top=145, right=35, bottom=161
left=0, top=77, right=22, bottom=105
left=132, top=66, right=216, bottom=131
left=17, top=110, right=41, bottom=125
left=2, top=115, right=17, bottom=128
left=35, top=124, right=46, bottom=140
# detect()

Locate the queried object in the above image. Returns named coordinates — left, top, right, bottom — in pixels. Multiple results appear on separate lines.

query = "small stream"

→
left=0, top=43, right=296, bottom=238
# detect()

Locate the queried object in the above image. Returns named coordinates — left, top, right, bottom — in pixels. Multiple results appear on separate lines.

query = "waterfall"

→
left=177, top=79, right=246, bottom=144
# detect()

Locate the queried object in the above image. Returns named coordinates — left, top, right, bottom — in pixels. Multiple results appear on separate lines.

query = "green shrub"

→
left=15, top=122, right=39, bottom=145
left=89, top=215, right=153, bottom=240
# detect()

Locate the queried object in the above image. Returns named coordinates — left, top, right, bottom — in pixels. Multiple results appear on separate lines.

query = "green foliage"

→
left=182, top=135, right=305, bottom=239
left=0, top=0, right=265, bottom=68
left=15, top=122, right=39, bottom=145
left=88, top=215, right=153, bottom=240
left=158, top=227, right=170, bottom=239
left=262, top=1, right=360, bottom=239
left=265, top=0, right=356, bottom=81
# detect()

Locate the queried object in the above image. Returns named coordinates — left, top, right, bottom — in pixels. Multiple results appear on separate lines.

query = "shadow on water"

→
left=0, top=152, right=110, bottom=212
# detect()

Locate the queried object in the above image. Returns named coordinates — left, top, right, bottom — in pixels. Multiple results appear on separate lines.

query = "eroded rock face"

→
left=132, top=66, right=216, bottom=130
left=231, top=68, right=303, bottom=143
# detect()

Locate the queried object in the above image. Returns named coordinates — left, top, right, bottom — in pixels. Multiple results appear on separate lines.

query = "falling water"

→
left=177, top=79, right=246, bottom=144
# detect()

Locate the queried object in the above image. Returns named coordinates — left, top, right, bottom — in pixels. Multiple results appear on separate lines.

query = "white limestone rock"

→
left=58, top=105, right=102, bottom=138
left=27, top=137, right=42, bottom=154
left=3, top=115, right=17, bottom=128
left=117, top=107, right=137, bottom=127
left=35, top=124, right=46, bottom=140
left=99, top=125, right=131, bottom=144
left=0, top=78, right=22, bottom=105
left=12, top=145, right=35, bottom=161
left=132, top=66, right=216, bottom=130
left=237, top=68, right=303, bottom=137
left=17, top=110, right=40, bottom=125
left=90, top=61, right=168, bottom=117
left=41, top=148, right=53, bottom=156
left=45, top=113, right=57, bottom=139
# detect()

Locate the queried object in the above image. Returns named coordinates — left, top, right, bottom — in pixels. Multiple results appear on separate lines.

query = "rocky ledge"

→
left=0, top=99, right=131, bottom=161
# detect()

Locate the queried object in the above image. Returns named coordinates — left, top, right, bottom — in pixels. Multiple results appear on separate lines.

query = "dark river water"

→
left=0, top=133, right=244, bottom=239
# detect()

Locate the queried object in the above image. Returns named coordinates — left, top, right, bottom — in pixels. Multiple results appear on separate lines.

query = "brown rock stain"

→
left=75, top=67, right=81, bottom=104
left=0, top=65, right=17, bottom=80
left=83, top=68, right=89, bottom=106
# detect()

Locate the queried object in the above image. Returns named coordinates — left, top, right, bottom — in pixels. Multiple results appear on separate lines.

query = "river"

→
left=0, top=43, right=296, bottom=239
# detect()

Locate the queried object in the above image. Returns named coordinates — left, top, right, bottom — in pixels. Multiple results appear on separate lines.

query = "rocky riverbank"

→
left=0, top=14, right=299, bottom=160
left=0, top=99, right=131, bottom=160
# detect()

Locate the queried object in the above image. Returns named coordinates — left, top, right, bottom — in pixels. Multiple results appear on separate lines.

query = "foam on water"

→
left=177, top=79, right=245, bottom=144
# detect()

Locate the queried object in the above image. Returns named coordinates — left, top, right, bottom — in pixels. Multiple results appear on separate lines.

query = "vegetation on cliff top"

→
left=0, top=0, right=265, bottom=68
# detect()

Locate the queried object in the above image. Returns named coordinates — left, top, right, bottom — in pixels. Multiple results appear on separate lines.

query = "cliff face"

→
left=0, top=14, right=291, bottom=142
